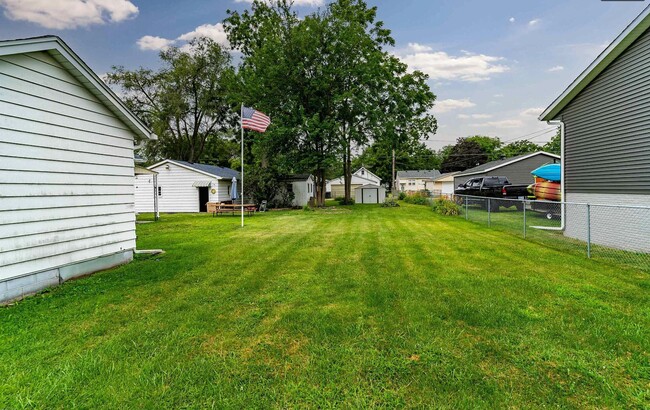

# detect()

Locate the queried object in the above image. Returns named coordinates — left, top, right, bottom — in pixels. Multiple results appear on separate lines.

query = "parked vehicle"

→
left=455, top=176, right=527, bottom=211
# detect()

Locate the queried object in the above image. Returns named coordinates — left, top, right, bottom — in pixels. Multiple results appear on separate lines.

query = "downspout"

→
left=547, top=119, right=565, bottom=231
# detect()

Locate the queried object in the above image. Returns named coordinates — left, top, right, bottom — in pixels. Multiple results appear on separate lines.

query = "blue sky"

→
left=0, top=0, right=647, bottom=149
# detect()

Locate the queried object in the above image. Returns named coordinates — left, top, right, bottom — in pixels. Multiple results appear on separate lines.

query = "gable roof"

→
left=540, top=5, right=650, bottom=121
left=396, top=170, right=441, bottom=179
left=0, top=36, right=156, bottom=141
left=149, top=159, right=239, bottom=180
left=353, top=167, right=381, bottom=182
left=455, top=151, right=560, bottom=178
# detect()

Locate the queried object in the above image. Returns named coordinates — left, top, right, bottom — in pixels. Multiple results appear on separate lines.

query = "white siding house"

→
left=137, top=160, right=240, bottom=213
left=0, top=36, right=156, bottom=303
left=328, top=167, right=381, bottom=198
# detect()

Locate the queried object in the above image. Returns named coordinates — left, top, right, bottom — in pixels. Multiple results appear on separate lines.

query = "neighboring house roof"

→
left=355, top=184, right=384, bottom=190
left=354, top=167, right=381, bottom=182
left=0, top=36, right=156, bottom=141
left=134, top=166, right=157, bottom=175
left=281, top=174, right=313, bottom=182
left=455, top=152, right=560, bottom=178
left=540, top=5, right=650, bottom=121
left=396, top=170, right=441, bottom=179
left=433, top=171, right=461, bottom=182
left=149, top=159, right=239, bottom=180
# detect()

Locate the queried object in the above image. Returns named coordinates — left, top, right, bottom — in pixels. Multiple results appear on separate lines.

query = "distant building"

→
left=426, top=172, right=461, bottom=196
left=396, top=170, right=441, bottom=192
left=453, top=152, right=560, bottom=188
left=328, top=167, right=381, bottom=198
left=540, top=5, right=650, bottom=252
left=279, top=174, right=315, bottom=207
left=137, top=160, right=240, bottom=213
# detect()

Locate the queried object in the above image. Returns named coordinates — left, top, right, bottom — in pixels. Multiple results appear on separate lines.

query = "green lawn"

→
left=1, top=204, right=649, bottom=408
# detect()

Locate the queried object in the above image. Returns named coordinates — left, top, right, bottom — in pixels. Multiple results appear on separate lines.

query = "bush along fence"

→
left=451, top=194, right=650, bottom=272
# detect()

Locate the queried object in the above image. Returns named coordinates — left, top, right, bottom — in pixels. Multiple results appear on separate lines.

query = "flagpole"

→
left=240, top=103, right=244, bottom=228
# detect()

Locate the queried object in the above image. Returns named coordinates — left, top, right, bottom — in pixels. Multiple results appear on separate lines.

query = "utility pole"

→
left=392, top=148, right=396, bottom=193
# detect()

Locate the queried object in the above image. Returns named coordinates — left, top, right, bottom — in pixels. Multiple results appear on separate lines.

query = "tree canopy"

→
left=107, top=38, right=237, bottom=163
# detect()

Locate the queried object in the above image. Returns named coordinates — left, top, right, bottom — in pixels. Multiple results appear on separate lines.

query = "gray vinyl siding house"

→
left=540, top=5, right=650, bottom=252
left=454, top=152, right=560, bottom=188
left=0, top=36, right=156, bottom=303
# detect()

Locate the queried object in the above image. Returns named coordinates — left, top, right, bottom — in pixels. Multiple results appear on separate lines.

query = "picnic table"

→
left=207, top=202, right=257, bottom=217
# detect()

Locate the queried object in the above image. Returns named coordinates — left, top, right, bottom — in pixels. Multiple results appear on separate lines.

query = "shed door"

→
left=364, top=188, right=378, bottom=204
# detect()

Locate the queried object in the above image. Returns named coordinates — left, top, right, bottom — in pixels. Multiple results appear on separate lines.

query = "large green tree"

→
left=440, top=138, right=489, bottom=173
left=543, top=129, right=561, bottom=155
left=499, top=140, right=541, bottom=158
left=107, top=38, right=236, bottom=163
left=225, top=0, right=436, bottom=204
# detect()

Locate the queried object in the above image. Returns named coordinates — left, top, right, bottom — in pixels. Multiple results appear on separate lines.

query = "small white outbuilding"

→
left=279, top=174, right=315, bottom=207
left=136, top=159, right=240, bottom=213
left=0, top=36, right=157, bottom=303
left=355, top=184, right=386, bottom=204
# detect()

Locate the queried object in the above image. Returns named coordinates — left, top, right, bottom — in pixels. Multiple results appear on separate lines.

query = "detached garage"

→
left=355, top=184, right=386, bottom=204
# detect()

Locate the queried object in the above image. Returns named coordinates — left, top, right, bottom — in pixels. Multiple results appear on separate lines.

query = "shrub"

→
left=432, top=198, right=461, bottom=216
left=381, top=198, right=400, bottom=207
left=403, top=191, right=432, bottom=206
left=398, top=191, right=407, bottom=200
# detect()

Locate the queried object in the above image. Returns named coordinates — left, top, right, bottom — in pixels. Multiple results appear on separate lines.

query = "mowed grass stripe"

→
left=0, top=204, right=648, bottom=408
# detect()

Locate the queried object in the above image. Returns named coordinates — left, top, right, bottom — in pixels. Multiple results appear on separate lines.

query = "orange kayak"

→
left=528, top=181, right=561, bottom=201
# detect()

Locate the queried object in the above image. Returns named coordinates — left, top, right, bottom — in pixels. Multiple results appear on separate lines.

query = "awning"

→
left=192, top=180, right=212, bottom=187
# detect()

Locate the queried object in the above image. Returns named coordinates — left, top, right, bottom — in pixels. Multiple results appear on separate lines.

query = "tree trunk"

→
left=315, top=169, right=326, bottom=207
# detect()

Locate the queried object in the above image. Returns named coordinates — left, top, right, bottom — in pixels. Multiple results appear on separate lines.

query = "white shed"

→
left=355, top=184, right=386, bottom=204
left=0, top=36, right=156, bottom=303
left=280, top=174, right=315, bottom=207
left=138, top=160, right=240, bottom=213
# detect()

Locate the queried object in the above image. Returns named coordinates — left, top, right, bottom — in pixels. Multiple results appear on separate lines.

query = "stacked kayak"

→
left=528, top=164, right=561, bottom=201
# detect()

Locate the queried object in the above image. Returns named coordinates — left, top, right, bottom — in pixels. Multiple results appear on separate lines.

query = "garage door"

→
left=363, top=188, right=378, bottom=204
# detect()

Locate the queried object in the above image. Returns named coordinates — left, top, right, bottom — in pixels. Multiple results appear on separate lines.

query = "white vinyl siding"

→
left=147, top=162, right=227, bottom=213
left=0, top=51, right=136, bottom=282
left=134, top=174, right=156, bottom=213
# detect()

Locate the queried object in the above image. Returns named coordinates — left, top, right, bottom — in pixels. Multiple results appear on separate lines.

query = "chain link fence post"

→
left=587, top=204, right=591, bottom=258
left=487, top=198, right=491, bottom=227
left=523, top=199, right=527, bottom=239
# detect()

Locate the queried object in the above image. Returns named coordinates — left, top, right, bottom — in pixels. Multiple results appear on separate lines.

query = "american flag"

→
left=241, top=106, right=271, bottom=133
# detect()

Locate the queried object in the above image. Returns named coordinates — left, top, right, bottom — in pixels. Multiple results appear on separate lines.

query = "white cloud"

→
left=138, top=22, right=230, bottom=51
left=547, top=65, right=564, bottom=72
left=520, top=108, right=543, bottom=117
left=0, top=0, right=138, bottom=29
left=528, top=18, right=541, bottom=26
left=458, top=113, right=492, bottom=119
left=234, top=0, right=324, bottom=5
left=509, top=17, right=515, bottom=23
left=137, top=35, right=175, bottom=51
left=177, top=23, right=229, bottom=45
left=398, top=49, right=510, bottom=82
left=493, top=93, right=504, bottom=98
left=434, top=98, right=475, bottom=113
left=407, top=42, right=433, bottom=52
left=471, top=119, right=523, bottom=128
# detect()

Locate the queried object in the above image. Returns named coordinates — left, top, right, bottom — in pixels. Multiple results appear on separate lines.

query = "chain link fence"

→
left=451, top=194, right=650, bottom=272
